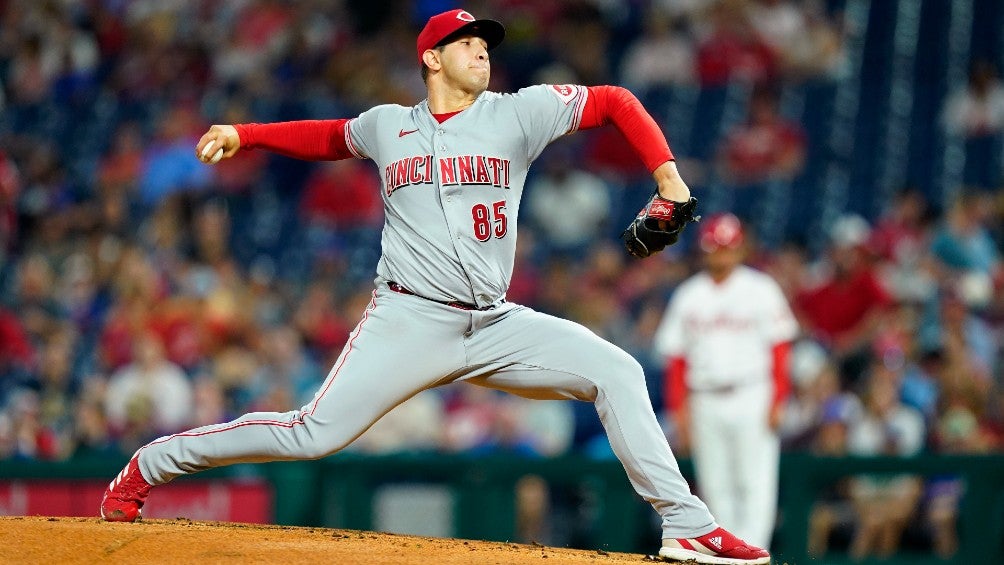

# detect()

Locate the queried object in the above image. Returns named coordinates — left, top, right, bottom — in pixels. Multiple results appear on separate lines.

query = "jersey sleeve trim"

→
left=345, top=118, right=367, bottom=159
left=567, top=86, right=589, bottom=134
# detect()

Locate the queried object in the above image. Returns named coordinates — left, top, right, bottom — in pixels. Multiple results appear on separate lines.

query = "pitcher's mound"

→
left=1, top=516, right=654, bottom=564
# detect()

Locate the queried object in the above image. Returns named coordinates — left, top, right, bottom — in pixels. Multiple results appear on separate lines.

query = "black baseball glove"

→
left=620, top=194, right=700, bottom=258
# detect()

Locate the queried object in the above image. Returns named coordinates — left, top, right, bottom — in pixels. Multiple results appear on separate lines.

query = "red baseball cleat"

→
left=659, top=526, right=771, bottom=564
left=100, top=455, right=152, bottom=522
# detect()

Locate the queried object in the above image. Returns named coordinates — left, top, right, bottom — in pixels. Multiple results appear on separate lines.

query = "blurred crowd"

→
left=0, top=0, right=1003, bottom=555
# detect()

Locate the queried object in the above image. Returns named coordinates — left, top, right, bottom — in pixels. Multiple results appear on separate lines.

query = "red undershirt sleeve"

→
left=771, top=341, right=792, bottom=409
left=233, top=119, right=354, bottom=161
left=664, top=356, right=689, bottom=413
left=579, top=85, right=674, bottom=173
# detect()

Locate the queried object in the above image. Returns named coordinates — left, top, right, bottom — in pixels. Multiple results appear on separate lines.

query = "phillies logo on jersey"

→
left=439, top=155, right=510, bottom=188
left=385, top=155, right=434, bottom=196
left=684, top=313, right=757, bottom=333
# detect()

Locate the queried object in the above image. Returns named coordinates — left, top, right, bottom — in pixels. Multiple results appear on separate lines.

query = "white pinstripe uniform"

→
left=654, top=265, right=798, bottom=547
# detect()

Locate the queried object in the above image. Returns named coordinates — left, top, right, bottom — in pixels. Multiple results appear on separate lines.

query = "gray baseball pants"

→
left=136, top=281, right=715, bottom=537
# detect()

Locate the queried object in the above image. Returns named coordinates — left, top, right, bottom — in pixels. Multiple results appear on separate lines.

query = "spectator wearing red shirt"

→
left=300, top=159, right=384, bottom=266
left=291, top=281, right=352, bottom=364
left=0, top=308, right=36, bottom=390
left=97, top=122, right=144, bottom=195
left=0, top=150, right=21, bottom=255
left=696, top=1, right=779, bottom=87
left=98, top=247, right=170, bottom=371
left=869, top=187, right=930, bottom=263
left=719, top=84, right=807, bottom=186
left=869, top=187, right=935, bottom=303
left=299, top=159, right=382, bottom=230
left=796, top=215, right=893, bottom=385
left=4, top=389, right=60, bottom=460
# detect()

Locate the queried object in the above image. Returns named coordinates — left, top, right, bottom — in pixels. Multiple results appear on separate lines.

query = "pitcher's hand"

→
left=195, top=125, right=241, bottom=164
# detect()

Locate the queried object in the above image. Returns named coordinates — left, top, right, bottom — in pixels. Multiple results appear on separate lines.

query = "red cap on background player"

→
left=417, top=9, right=506, bottom=65
left=698, top=213, right=744, bottom=252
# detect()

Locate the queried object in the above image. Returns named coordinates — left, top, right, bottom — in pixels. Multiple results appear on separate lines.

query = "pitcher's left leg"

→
left=463, top=305, right=715, bottom=538
left=465, top=306, right=771, bottom=563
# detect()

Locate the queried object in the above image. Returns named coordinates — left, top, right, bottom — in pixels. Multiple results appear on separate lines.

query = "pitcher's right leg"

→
left=101, top=288, right=467, bottom=521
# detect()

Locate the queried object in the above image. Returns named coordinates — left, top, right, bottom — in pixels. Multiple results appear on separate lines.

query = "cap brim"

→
left=437, top=19, right=506, bottom=51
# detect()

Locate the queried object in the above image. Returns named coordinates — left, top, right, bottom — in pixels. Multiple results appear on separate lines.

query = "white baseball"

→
left=201, top=143, right=225, bottom=164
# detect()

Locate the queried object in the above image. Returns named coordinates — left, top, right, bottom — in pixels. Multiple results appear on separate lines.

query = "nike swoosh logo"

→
left=398, top=128, right=419, bottom=137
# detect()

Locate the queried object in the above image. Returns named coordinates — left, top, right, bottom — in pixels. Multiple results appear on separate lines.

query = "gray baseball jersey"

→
left=128, top=85, right=718, bottom=539
left=347, top=84, right=588, bottom=307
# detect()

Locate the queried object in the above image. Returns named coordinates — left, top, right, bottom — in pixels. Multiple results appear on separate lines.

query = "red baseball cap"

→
left=417, top=9, right=505, bottom=65
left=698, top=213, right=744, bottom=252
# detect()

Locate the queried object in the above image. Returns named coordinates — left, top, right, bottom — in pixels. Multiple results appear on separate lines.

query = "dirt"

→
left=1, top=516, right=661, bottom=565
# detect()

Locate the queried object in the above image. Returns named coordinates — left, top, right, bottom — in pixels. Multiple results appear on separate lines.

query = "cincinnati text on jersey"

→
left=384, top=154, right=511, bottom=196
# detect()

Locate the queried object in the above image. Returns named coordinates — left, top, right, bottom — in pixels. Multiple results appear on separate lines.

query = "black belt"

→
left=388, top=282, right=502, bottom=311
left=690, top=384, right=738, bottom=395
left=689, top=380, right=767, bottom=395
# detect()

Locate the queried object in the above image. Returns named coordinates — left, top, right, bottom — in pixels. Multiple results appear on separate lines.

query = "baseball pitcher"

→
left=101, top=9, right=769, bottom=564
left=654, top=214, right=799, bottom=550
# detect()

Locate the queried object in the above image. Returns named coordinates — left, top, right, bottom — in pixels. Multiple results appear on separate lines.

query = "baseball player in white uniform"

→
left=101, top=9, right=770, bottom=564
left=653, top=214, right=798, bottom=550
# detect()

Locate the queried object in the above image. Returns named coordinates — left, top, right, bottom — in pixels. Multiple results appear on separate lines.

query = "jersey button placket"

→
left=434, top=128, right=462, bottom=242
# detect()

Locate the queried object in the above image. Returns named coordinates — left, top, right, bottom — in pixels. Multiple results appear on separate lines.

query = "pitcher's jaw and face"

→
left=423, top=35, right=491, bottom=95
